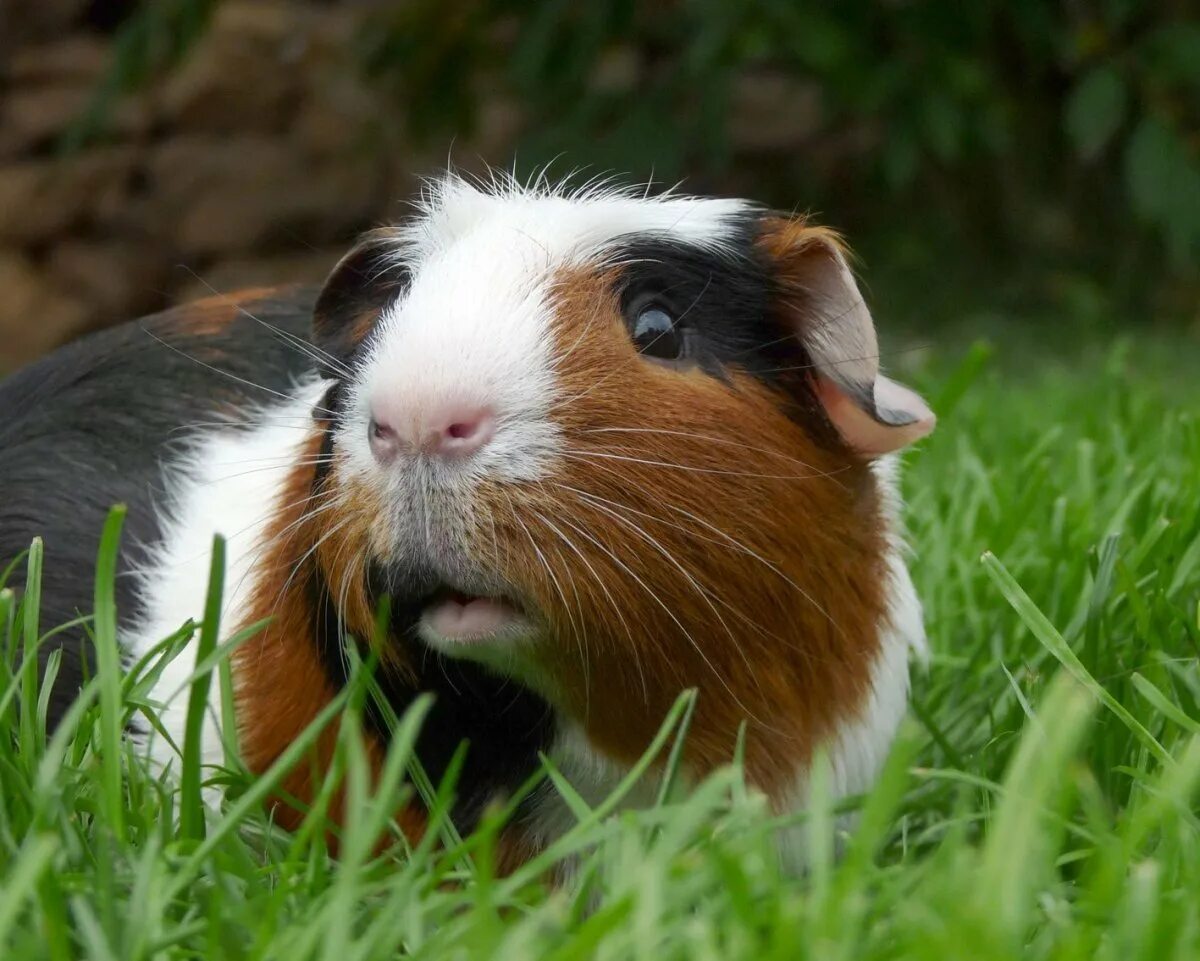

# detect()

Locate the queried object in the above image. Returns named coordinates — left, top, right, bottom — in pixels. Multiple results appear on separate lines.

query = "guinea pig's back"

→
left=0, top=286, right=320, bottom=724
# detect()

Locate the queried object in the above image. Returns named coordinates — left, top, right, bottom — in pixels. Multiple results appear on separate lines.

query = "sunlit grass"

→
left=2, top=333, right=1199, bottom=959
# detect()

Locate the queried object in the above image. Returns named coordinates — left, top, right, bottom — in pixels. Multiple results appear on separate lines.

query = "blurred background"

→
left=1, top=0, right=1197, bottom=372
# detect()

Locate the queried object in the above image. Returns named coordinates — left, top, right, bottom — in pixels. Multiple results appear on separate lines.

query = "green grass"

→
left=3, top=333, right=1200, bottom=960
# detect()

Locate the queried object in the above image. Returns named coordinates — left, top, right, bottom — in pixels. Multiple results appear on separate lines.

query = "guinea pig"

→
left=0, top=173, right=934, bottom=868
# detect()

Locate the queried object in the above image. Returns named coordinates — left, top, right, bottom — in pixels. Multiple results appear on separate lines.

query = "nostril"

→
left=368, top=416, right=400, bottom=463
left=436, top=407, right=495, bottom=456
left=447, top=420, right=478, bottom=441
left=368, top=398, right=495, bottom=462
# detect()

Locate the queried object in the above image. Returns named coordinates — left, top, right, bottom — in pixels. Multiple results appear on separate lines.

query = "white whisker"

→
left=578, top=426, right=821, bottom=471
left=563, top=447, right=846, bottom=482
left=140, top=326, right=339, bottom=417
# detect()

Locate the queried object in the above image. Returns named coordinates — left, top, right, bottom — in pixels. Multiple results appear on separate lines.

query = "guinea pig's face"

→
left=310, top=177, right=934, bottom=778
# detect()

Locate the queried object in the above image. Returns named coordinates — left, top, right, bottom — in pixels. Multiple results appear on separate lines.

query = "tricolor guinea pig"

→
left=0, top=175, right=934, bottom=867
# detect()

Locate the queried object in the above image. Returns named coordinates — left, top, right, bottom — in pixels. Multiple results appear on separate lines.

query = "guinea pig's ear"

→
left=312, top=228, right=408, bottom=377
left=762, top=220, right=935, bottom=457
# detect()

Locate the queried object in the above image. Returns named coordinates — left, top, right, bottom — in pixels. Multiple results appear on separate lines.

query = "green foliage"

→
left=2, top=333, right=1200, bottom=958
left=62, top=0, right=218, bottom=151
left=73, top=1, right=1199, bottom=313
left=360, top=1, right=1200, bottom=278
left=1066, top=67, right=1127, bottom=160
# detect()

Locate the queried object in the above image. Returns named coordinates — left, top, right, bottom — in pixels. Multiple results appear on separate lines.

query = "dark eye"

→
left=631, top=304, right=685, bottom=360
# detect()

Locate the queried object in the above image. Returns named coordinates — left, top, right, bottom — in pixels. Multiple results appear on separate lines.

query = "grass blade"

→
left=93, top=506, right=128, bottom=842
left=179, top=535, right=225, bottom=841
left=20, top=538, right=44, bottom=764
left=0, top=836, right=59, bottom=946
left=982, top=550, right=1171, bottom=765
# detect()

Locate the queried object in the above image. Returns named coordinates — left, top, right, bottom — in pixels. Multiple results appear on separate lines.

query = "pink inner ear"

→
left=816, top=375, right=936, bottom=457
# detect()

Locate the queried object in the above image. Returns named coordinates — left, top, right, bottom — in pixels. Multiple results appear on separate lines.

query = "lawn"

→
left=2, top=330, right=1199, bottom=960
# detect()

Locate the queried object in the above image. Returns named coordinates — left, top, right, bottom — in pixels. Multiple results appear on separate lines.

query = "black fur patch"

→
left=313, top=562, right=554, bottom=831
left=607, top=224, right=833, bottom=438
left=312, top=230, right=410, bottom=376
left=0, top=288, right=320, bottom=726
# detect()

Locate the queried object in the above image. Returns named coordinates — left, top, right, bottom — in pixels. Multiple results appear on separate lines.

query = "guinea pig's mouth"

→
left=416, top=585, right=534, bottom=647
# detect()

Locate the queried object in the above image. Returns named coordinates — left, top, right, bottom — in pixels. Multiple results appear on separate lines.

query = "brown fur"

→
left=231, top=429, right=419, bottom=845
left=312, top=228, right=408, bottom=365
left=348, top=308, right=381, bottom=346
left=757, top=218, right=848, bottom=265
left=167, top=287, right=283, bottom=337
left=473, top=253, right=887, bottom=799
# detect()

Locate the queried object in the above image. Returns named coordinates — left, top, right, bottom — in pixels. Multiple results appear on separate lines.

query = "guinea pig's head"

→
left=308, top=176, right=934, bottom=790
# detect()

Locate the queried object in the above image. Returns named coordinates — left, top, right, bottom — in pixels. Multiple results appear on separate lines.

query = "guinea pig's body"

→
left=0, top=176, right=933, bottom=867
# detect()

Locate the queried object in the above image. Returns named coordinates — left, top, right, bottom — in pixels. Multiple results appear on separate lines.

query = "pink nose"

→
left=369, top=401, right=496, bottom=464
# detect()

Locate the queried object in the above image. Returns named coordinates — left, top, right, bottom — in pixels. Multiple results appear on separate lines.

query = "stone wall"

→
left=0, top=0, right=521, bottom=370
left=0, top=1, right=826, bottom=372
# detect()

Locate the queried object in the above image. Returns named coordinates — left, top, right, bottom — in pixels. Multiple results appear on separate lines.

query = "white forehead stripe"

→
left=393, top=173, right=755, bottom=269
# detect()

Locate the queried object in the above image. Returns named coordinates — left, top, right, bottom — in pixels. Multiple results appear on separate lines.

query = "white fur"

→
left=343, top=229, right=563, bottom=492
left=523, top=722, right=665, bottom=849
left=125, top=383, right=327, bottom=782
left=397, top=174, right=753, bottom=268
left=773, top=453, right=925, bottom=869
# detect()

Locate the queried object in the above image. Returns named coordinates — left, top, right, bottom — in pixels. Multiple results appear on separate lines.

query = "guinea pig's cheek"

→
left=333, top=469, right=396, bottom=557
